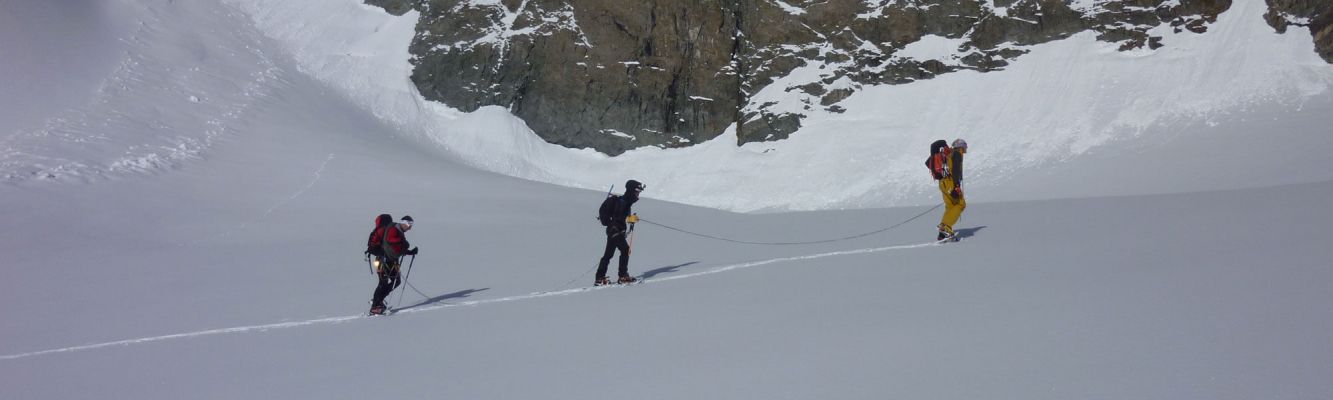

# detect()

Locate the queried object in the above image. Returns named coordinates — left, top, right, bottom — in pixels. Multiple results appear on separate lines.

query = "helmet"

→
left=951, top=139, right=967, bottom=149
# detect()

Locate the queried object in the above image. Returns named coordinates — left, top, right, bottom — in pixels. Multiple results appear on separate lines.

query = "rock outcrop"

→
left=1265, top=0, right=1333, bottom=63
left=366, top=0, right=1325, bottom=155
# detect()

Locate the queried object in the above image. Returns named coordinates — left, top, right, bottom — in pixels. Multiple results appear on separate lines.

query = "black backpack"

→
left=598, top=195, right=621, bottom=226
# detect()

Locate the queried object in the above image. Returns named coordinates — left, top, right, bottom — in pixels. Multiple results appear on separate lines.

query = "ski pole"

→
left=403, top=254, right=416, bottom=288
left=366, top=255, right=375, bottom=276
left=394, top=254, right=416, bottom=309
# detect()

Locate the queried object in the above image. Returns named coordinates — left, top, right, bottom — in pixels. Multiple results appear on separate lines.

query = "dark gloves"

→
left=406, top=247, right=419, bottom=255
left=950, top=187, right=963, bottom=200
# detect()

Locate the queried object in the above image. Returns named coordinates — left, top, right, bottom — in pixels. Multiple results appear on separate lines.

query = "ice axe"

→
left=626, top=213, right=638, bottom=255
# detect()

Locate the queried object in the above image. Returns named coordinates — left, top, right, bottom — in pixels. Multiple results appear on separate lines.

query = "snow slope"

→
left=222, top=0, right=1333, bottom=211
left=2, top=1, right=1333, bottom=399
left=1, top=0, right=284, bottom=184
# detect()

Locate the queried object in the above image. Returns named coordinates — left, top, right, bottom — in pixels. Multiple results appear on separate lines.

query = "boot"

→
left=369, top=303, right=387, bottom=315
left=937, top=224, right=955, bottom=241
left=594, top=277, right=610, bottom=286
left=618, top=275, right=638, bottom=284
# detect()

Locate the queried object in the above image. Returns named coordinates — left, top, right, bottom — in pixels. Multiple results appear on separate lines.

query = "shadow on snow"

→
left=395, top=287, right=490, bottom=312
left=954, top=226, right=987, bottom=241
left=641, top=261, right=699, bottom=280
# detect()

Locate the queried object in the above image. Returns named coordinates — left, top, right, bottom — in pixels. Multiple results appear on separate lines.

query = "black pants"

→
left=371, top=257, right=401, bottom=307
left=596, top=229, right=631, bottom=279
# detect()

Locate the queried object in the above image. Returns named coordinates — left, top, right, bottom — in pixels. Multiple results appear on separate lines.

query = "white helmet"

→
left=952, top=139, right=967, bottom=149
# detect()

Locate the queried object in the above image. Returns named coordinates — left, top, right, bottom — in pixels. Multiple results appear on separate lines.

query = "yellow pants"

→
left=938, top=179, right=966, bottom=234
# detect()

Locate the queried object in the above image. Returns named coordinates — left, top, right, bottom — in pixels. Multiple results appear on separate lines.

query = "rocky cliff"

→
left=366, top=0, right=1329, bottom=155
left=1265, top=0, right=1333, bottom=62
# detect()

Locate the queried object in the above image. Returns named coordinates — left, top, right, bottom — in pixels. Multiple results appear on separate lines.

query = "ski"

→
left=590, top=277, right=645, bottom=289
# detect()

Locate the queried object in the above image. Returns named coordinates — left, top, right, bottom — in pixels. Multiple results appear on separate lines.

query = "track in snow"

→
left=0, top=240, right=941, bottom=361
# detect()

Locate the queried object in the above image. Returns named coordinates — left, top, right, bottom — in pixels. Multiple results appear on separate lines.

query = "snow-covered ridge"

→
left=227, top=0, right=1331, bottom=211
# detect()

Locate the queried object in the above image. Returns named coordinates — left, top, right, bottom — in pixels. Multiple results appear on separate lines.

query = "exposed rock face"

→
left=406, top=0, right=743, bottom=154
left=366, top=0, right=1325, bottom=155
left=365, top=0, right=414, bottom=16
left=1265, top=0, right=1333, bottom=62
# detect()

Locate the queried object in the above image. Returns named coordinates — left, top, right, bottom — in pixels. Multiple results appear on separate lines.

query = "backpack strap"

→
left=378, top=225, right=393, bottom=256
left=930, top=153, right=950, bottom=179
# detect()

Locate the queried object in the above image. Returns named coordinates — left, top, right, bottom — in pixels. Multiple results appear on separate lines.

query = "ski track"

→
left=0, top=240, right=941, bottom=361
left=185, top=153, right=335, bottom=246
left=255, top=152, right=335, bottom=221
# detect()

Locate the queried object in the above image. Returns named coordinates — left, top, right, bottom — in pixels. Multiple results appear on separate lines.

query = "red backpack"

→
left=925, top=140, right=951, bottom=180
left=365, top=214, right=393, bottom=257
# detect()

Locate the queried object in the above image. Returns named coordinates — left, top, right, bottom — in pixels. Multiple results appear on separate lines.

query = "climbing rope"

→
left=638, top=203, right=942, bottom=245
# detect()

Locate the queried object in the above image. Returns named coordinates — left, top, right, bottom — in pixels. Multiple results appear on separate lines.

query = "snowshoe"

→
left=937, top=224, right=957, bottom=242
left=369, top=303, right=387, bottom=315
left=936, top=231, right=958, bottom=242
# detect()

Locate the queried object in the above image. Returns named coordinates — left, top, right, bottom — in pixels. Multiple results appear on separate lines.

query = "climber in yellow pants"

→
left=928, top=139, right=967, bottom=240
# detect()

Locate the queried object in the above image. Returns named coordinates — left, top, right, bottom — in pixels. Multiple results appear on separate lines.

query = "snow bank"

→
left=228, top=0, right=1332, bottom=211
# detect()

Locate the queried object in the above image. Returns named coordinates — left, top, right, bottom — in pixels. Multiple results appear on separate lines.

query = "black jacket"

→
left=606, top=194, right=638, bottom=233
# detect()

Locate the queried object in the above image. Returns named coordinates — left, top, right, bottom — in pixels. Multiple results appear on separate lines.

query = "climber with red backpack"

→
left=926, top=139, right=968, bottom=241
left=364, top=214, right=418, bottom=315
